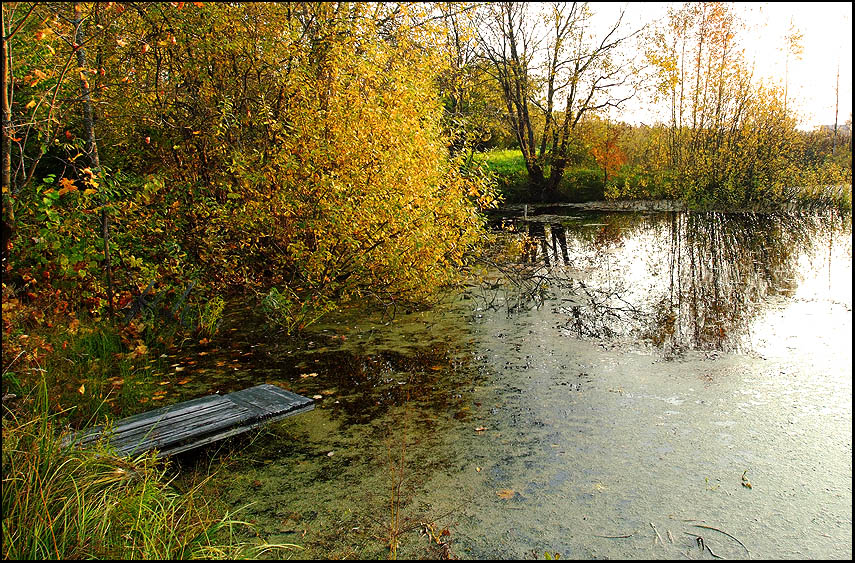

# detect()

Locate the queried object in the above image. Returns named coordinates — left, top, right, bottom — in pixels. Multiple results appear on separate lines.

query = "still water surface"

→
left=177, top=207, right=851, bottom=559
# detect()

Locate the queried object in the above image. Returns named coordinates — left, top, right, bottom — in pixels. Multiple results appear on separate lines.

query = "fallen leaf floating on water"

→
left=312, top=395, right=323, bottom=400
left=326, top=451, right=334, bottom=457
left=475, top=426, right=487, bottom=433
left=78, top=383, right=85, bottom=394
left=496, top=489, right=515, bottom=500
left=741, top=470, right=752, bottom=489
left=174, top=366, right=185, bottom=372
left=300, top=372, right=318, bottom=378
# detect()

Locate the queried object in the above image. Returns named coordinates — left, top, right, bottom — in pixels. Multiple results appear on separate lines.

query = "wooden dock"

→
left=66, top=384, right=314, bottom=458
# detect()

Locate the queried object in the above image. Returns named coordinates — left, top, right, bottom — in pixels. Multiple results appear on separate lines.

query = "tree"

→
left=587, top=114, right=626, bottom=185
left=781, top=16, right=803, bottom=114
left=475, top=2, right=641, bottom=201
left=646, top=2, right=806, bottom=206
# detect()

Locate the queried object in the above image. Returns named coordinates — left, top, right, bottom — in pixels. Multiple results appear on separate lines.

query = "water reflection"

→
left=505, top=209, right=851, bottom=354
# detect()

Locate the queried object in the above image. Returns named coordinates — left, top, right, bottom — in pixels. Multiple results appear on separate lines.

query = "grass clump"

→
left=1, top=386, right=290, bottom=560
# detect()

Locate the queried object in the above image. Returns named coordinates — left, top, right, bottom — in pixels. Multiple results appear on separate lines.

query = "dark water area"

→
left=164, top=205, right=850, bottom=559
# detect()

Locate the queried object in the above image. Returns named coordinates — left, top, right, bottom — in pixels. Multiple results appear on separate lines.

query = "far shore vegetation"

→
left=2, top=2, right=851, bottom=560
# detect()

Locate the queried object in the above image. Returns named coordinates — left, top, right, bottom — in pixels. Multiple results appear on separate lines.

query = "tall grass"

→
left=1, top=382, right=293, bottom=560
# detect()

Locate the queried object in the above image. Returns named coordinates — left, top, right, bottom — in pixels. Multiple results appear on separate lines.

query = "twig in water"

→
left=593, top=531, right=635, bottom=539
left=650, top=522, right=664, bottom=546
left=684, top=532, right=723, bottom=559
left=693, top=524, right=751, bottom=558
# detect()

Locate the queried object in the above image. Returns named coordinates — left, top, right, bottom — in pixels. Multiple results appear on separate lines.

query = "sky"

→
left=598, top=2, right=852, bottom=130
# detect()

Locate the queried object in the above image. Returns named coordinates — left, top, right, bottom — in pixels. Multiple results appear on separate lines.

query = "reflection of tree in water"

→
left=470, top=214, right=649, bottom=318
left=649, top=211, right=848, bottom=354
left=480, top=209, right=850, bottom=354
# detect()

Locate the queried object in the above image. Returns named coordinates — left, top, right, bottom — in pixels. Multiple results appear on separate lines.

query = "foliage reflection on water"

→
left=484, top=208, right=852, bottom=356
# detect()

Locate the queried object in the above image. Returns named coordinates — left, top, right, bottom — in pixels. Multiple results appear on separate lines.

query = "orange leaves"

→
left=496, top=489, right=515, bottom=500
left=58, top=177, right=78, bottom=196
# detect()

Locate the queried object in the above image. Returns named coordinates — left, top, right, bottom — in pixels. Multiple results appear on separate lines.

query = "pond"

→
left=172, top=205, right=852, bottom=559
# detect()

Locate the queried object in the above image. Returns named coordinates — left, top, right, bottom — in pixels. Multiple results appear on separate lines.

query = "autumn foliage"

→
left=1, top=2, right=498, bottom=351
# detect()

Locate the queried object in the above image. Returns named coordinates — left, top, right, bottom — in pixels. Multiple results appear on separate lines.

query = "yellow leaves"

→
left=78, top=383, right=86, bottom=395
left=79, top=167, right=99, bottom=189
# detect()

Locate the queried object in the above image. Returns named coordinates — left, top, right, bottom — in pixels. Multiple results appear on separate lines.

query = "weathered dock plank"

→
left=66, top=384, right=314, bottom=457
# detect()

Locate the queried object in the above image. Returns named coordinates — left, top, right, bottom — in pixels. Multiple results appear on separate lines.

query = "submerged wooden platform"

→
left=66, top=384, right=314, bottom=458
